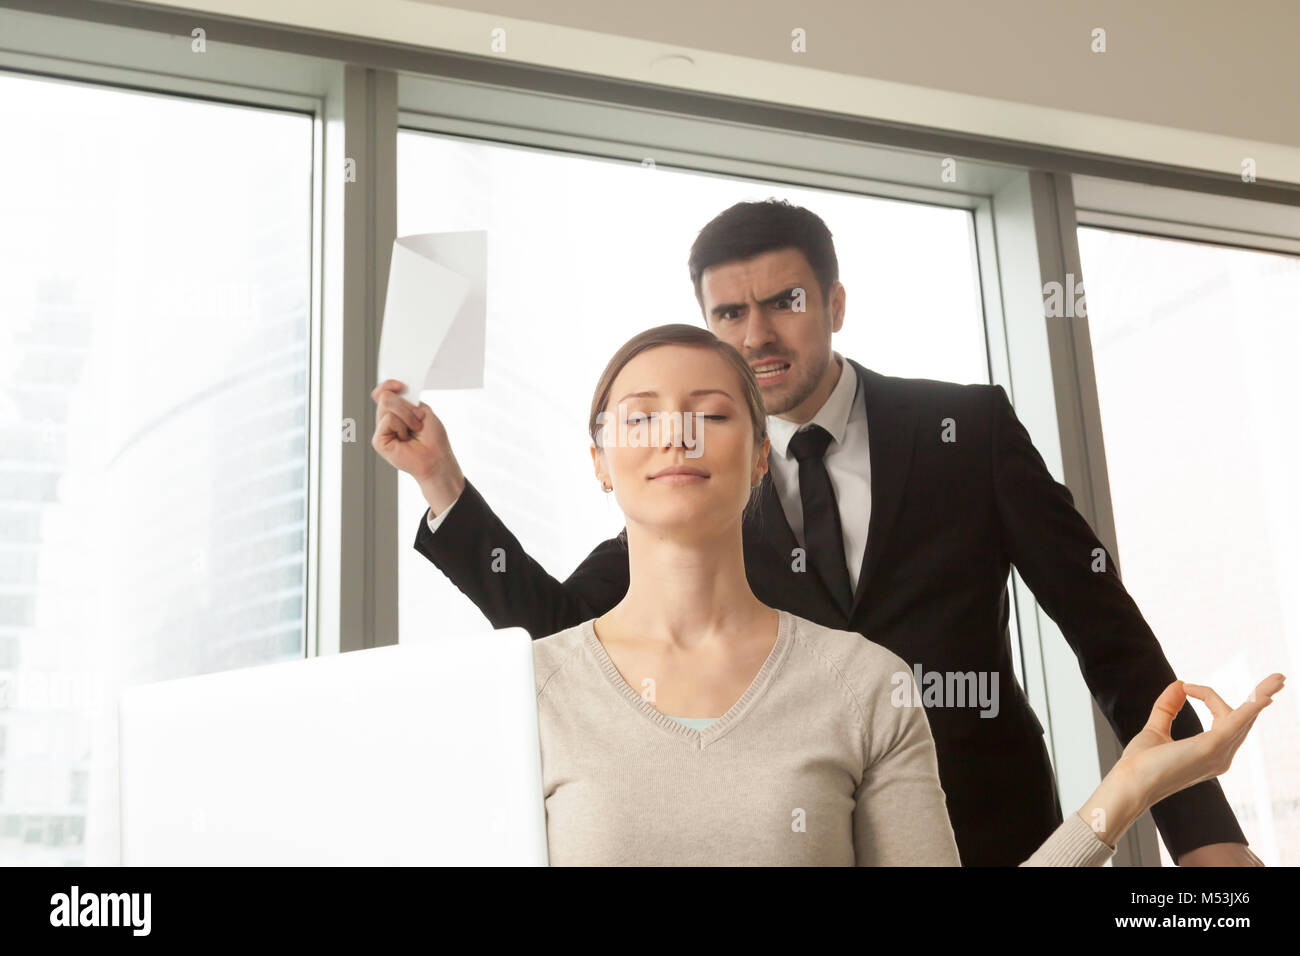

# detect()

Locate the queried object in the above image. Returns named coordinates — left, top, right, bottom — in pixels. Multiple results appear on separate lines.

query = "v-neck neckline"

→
left=581, top=609, right=795, bottom=749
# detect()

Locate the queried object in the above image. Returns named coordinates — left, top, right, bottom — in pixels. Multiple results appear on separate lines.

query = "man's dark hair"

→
left=687, top=198, right=839, bottom=315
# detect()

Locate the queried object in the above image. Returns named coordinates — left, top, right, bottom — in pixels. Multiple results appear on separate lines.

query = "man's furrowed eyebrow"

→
left=709, top=286, right=803, bottom=315
left=759, top=286, right=802, bottom=305
left=615, top=389, right=737, bottom=404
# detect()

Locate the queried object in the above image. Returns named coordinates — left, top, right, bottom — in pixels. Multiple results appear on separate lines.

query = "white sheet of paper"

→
left=377, top=230, right=487, bottom=396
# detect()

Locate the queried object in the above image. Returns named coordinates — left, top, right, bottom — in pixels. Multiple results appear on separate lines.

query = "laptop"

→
left=118, top=629, right=548, bottom=866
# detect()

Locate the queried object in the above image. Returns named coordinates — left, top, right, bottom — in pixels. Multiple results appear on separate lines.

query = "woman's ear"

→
left=590, top=444, right=610, bottom=490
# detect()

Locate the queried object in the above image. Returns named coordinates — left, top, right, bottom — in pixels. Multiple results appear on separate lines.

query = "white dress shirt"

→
left=426, top=490, right=458, bottom=534
left=427, top=353, right=873, bottom=591
left=764, top=353, right=872, bottom=592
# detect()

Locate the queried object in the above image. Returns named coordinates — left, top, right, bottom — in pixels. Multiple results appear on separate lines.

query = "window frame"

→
left=0, top=9, right=349, bottom=660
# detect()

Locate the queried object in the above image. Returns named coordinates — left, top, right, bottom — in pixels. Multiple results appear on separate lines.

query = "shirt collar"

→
left=767, top=353, right=859, bottom=459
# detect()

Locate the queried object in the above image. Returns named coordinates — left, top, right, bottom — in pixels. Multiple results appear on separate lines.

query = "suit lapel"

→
left=848, top=360, right=918, bottom=616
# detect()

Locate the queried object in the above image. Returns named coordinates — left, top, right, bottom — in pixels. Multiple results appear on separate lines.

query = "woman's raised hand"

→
left=1079, top=672, right=1284, bottom=849
left=1117, top=673, right=1284, bottom=810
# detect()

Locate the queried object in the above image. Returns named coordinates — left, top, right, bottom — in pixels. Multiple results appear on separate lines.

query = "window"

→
left=394, top=132, right=990, bottom=643
left=0, top=73, right=314, bottom=865
left=69, top=769, right=88, bottom=807
left=1078, top=226, right=1300, bottom=865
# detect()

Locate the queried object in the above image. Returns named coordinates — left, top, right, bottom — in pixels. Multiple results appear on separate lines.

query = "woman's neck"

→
left=604, top=518, right=771, bottom=649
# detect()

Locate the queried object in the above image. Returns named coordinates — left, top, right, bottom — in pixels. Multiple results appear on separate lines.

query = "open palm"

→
left=1116, top=673, right=1285, bottom=811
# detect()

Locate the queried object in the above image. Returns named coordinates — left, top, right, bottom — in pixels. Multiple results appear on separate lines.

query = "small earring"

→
left=602, top=483, right=612, bottom=493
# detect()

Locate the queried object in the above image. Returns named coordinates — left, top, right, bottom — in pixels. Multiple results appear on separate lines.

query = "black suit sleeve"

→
left=989, top=384, right=1246, bottom=861
left=412, top=478, right=629, bottom=639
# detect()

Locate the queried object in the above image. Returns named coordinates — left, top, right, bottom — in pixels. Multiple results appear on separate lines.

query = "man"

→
left=372, top=199, right=1256, bottom=867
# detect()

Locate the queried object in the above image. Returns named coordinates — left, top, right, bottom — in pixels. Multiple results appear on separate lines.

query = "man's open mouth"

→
left=752, top=361, right=791, bottom=383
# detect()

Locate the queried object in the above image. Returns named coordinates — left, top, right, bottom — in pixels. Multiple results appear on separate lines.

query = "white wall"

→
left=133, top=0, right=1300, bottom=183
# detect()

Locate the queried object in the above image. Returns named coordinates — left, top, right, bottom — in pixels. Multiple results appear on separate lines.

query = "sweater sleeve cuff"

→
left=1021, top=811, right=1117, bottom=867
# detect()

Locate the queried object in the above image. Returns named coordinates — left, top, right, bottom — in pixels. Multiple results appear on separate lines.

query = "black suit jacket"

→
left=414, top=357, right=1245, bottom=865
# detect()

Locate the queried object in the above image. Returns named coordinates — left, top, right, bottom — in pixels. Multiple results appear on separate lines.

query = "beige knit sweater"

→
left=534, top=609, right=1116, bottom=866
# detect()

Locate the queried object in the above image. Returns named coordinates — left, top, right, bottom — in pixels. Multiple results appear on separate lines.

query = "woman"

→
left=388, top=324, right=1283, bottom=865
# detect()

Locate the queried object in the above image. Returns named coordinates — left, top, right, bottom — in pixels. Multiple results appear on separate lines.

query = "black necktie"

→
left=788, top=425, right=853, bottom=617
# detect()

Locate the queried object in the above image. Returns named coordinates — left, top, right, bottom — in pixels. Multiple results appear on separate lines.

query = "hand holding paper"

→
left=370, top=376, right=465, bottom=513
left=376, top=231, right=487, bottom=396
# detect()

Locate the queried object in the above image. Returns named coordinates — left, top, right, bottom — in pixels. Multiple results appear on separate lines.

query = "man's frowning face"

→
left=700, top=246, right=845, bottom=421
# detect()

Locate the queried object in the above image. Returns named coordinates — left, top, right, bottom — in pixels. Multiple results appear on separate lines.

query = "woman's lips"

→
left=650, top=473, right=708, bottom=485
left=751, top=360, right=791, bottom=386
left=649, top=465, right=709, bottom=484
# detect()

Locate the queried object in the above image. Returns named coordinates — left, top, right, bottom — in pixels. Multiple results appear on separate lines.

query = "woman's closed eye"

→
left=623, top=412, right=729, bottom=423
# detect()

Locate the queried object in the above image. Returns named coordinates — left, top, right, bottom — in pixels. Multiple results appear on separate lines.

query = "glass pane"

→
left=1079, top=226, right=1300, bottom=865
left=395, top=132, right=991, bottom=646
left=0, top=75, right=314, bottom=865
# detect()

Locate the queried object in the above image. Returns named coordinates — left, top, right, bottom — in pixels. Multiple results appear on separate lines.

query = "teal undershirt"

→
left=666, top=715, right=718, bottom=730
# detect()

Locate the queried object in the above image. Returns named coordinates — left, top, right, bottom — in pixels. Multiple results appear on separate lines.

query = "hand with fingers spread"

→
left=369, top=379, right=465, bottom=515
left=1074, top=673, right=1285, bottom=853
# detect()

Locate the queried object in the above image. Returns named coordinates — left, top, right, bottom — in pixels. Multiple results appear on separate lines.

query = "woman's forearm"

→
left=1075, top=765, right=1149, bottom=850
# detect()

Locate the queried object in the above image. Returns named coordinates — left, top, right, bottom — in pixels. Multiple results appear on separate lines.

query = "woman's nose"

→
left=658, top=411, right=684, bottom=448
left=650, top=413, right=691, bottom=450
